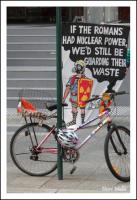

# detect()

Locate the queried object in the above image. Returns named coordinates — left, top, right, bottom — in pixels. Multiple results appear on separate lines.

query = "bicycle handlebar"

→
left=85, top=91, right=129, bottom=103
left=85, top=96, right=100, bottom=103
left=111, top=91, right=129, bottom=96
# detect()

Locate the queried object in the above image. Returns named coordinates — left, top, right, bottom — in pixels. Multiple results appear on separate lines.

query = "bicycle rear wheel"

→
left=10, top=123, right=57, bottom=176
left=104, top=125, right=130, bottom=182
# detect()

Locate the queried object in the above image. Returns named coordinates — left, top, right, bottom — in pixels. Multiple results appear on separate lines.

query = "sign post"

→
left=56, top=7, right=63, bottom=180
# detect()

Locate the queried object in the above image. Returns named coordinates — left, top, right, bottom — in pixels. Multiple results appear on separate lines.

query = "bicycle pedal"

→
left=70, top=166, right=77, bottom=174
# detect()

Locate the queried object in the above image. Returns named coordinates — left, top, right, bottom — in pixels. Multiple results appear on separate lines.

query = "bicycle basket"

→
left=17, top=89, right=57, bottom=121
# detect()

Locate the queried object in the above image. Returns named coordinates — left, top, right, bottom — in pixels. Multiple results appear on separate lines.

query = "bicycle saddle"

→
left=45, top=103, right=68, bottom=111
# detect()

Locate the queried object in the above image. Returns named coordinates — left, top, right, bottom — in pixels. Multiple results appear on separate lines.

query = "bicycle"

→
left=10, top=91, right=130, bottom=182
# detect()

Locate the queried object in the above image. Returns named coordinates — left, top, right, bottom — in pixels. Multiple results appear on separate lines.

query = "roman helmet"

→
left=72, top=60, right=86, bottom=74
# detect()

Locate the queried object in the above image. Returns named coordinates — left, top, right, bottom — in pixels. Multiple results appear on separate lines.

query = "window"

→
left=7, top=7, right=84, bottom=24
left=118, top=7, right=130, bottom=23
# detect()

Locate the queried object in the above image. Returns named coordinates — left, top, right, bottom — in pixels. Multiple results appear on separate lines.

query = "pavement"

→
left=7, top=116, right=130, bottom=194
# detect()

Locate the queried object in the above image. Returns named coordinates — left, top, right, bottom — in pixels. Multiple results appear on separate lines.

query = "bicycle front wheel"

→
left=104, top=125, right=130, bottom=182
left=10, top=123, right=57, bottom=176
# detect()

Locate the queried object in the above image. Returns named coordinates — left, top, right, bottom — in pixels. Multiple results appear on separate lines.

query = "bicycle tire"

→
left=10, top=123, right=57, bottom=176
left=104, top=125, right=130, bottom=182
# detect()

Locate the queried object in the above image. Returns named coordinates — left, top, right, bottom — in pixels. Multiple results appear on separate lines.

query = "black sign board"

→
left=62, top=23, right=130, bottom=92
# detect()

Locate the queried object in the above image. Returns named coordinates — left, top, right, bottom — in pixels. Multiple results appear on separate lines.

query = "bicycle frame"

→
left=74, top=109, right=112, bottom=150
left=35, top=126, right=56, bottom=153
left=11, top=90, right=129, bottom=180
left=34, top=109, right=112, bottom=153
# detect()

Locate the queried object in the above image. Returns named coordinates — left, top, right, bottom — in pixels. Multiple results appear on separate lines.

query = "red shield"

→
left=78, top=78, right=93, bottom=108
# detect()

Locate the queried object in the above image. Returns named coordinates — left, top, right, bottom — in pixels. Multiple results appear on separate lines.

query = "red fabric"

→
left=21, top=97, right=36, bottom=111
left=70, top=75, right=77, bottom=85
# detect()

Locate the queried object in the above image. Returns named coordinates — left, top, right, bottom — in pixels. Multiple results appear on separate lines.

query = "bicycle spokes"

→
left=110, top=130, right=127, bottom=155
left=105, top=126, right=130, bottom=182
left=10, top=123, right=57, bottom=176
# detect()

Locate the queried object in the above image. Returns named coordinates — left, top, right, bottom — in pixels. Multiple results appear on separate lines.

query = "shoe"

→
left=66, top=120, right=76, bottom=127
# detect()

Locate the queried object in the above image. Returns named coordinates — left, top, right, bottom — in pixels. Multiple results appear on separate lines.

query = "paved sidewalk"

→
left=7, top=117, right=130, bottom=194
